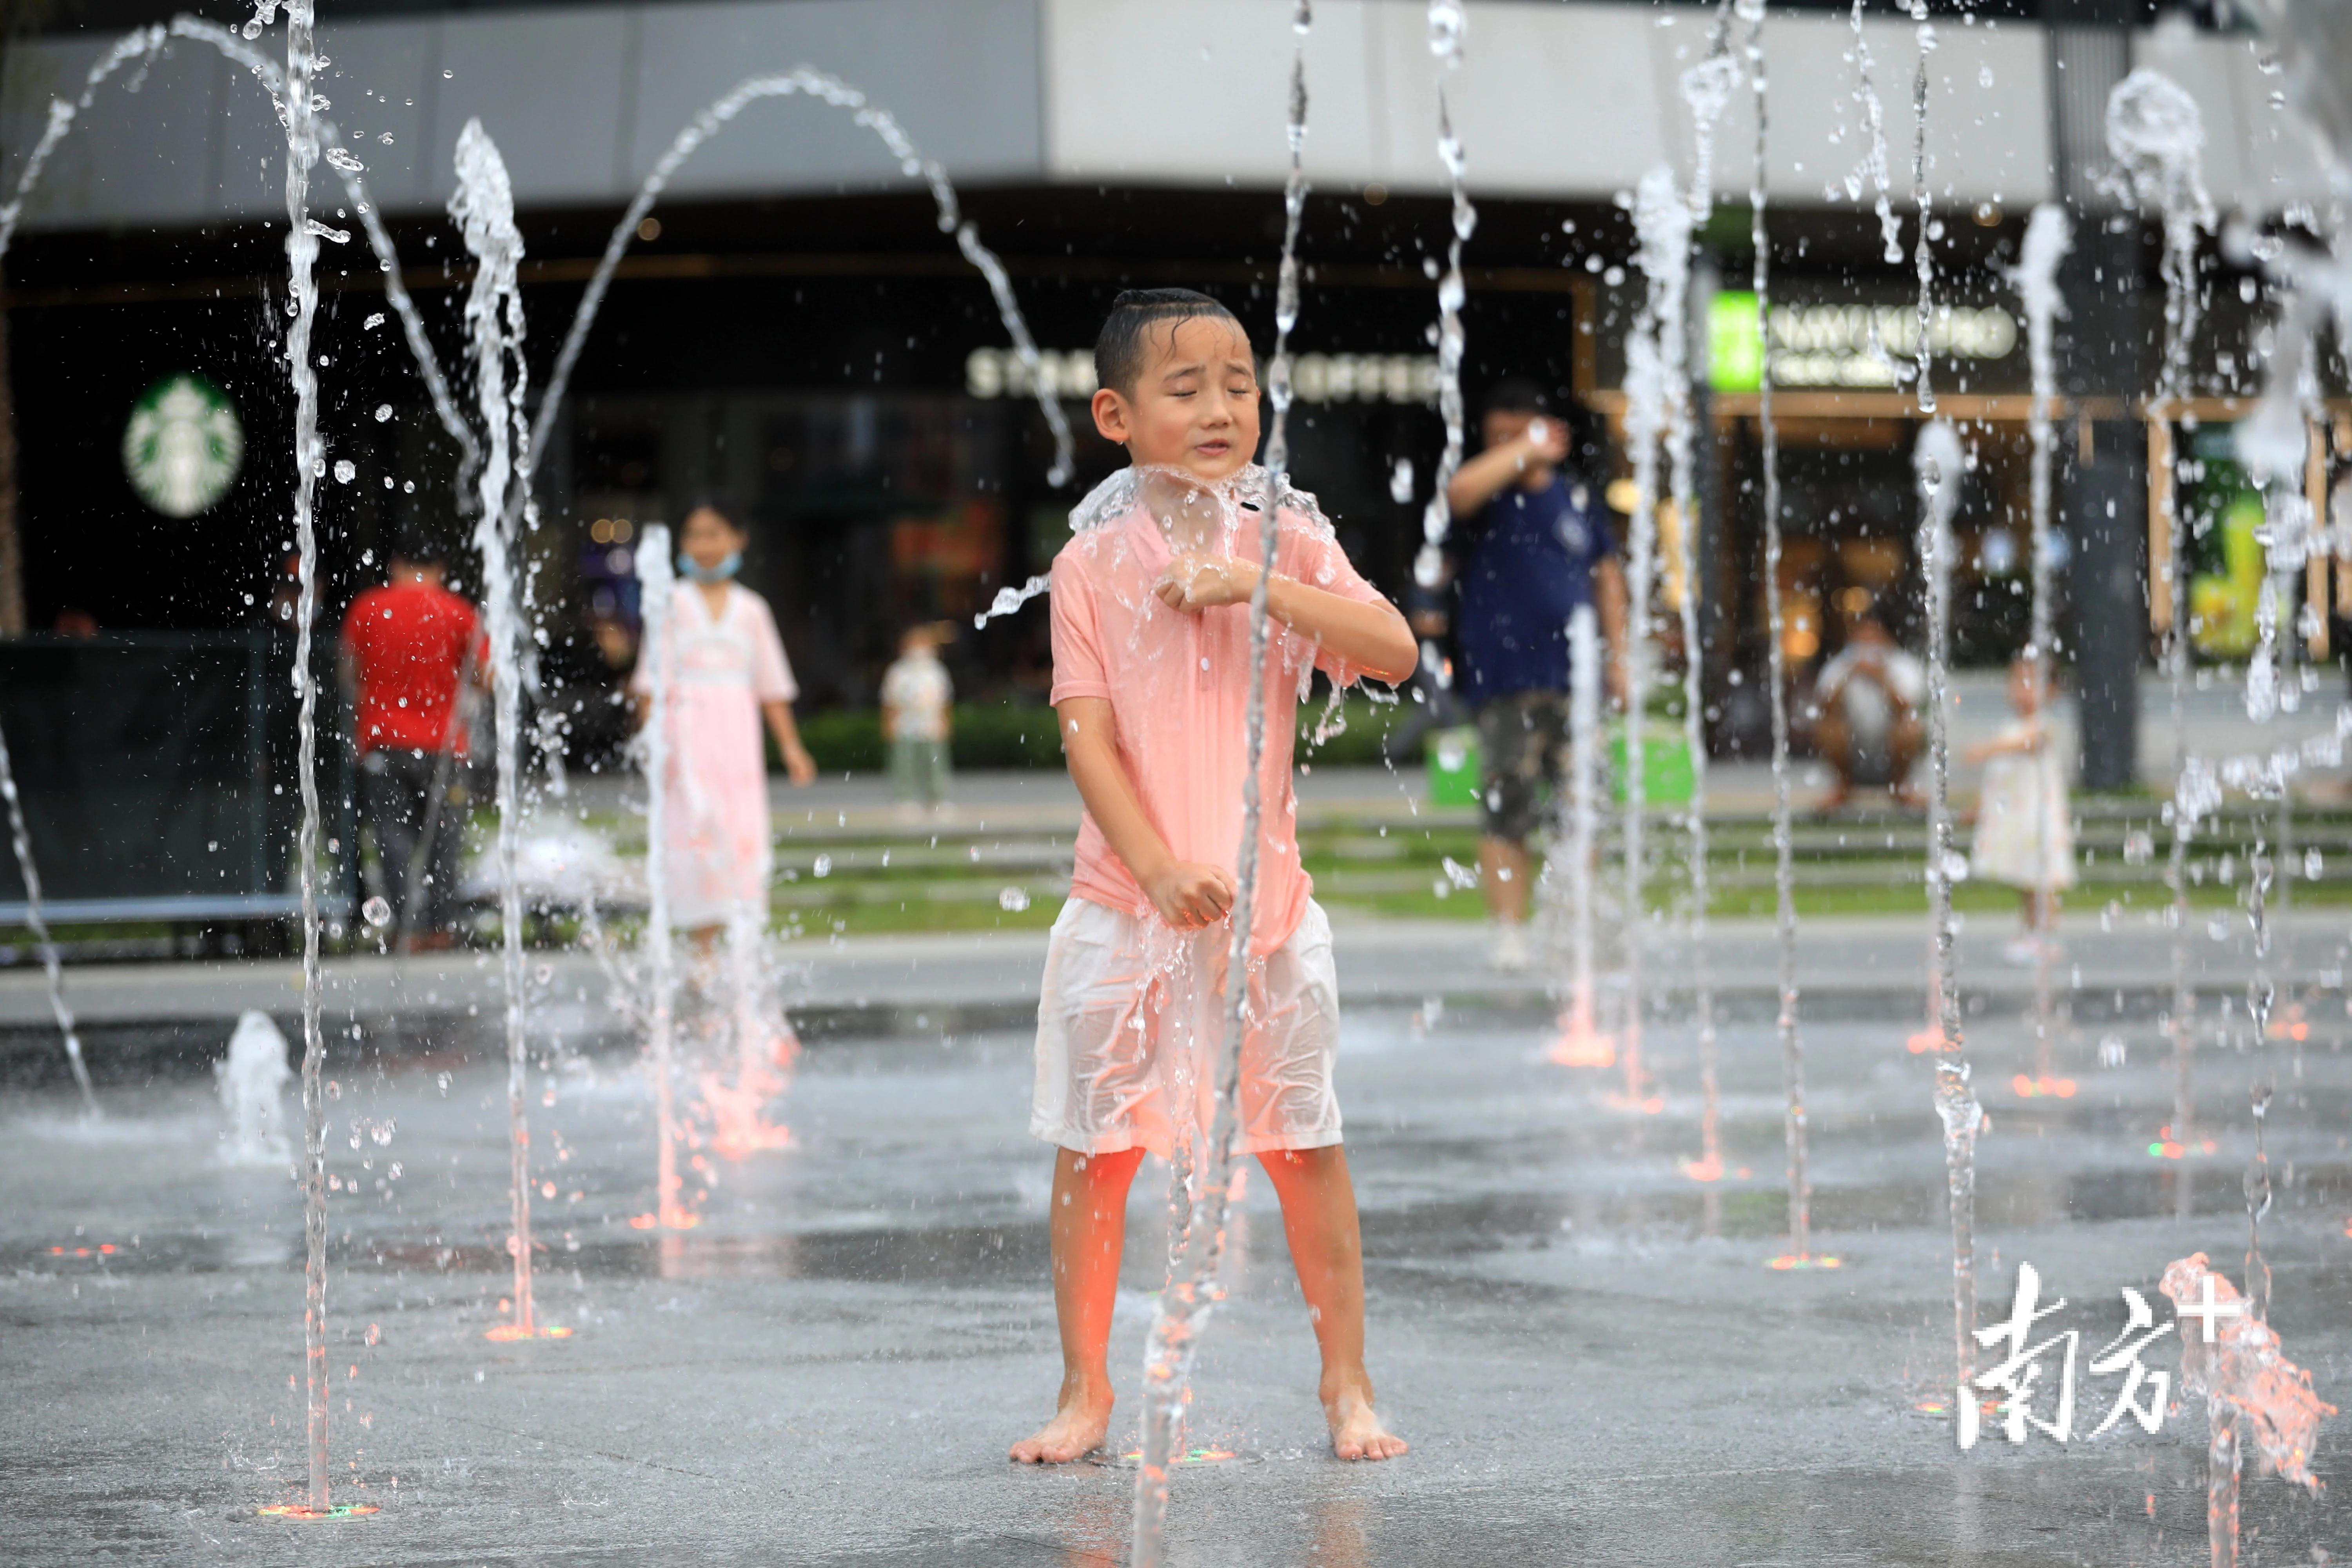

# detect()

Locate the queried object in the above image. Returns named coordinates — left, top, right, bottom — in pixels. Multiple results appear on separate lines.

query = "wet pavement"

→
left=2, top=925, right=2348, bottom=1564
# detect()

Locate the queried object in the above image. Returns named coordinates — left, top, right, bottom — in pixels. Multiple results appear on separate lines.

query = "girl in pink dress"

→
left=634, top=501, right=817, bottom=935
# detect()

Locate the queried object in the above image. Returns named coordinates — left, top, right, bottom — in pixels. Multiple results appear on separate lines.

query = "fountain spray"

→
left=2243, top=839, right=2276, bottom=1327
left=2106, top=69, right=2214, bottom=1216
left=1897, top=0, right=1982, bottom=1413
left=522, top=65, right=1073, bottom=542
left=2007, top=205, right=2073, bottom=1087
left=1842, top=0, right=1903, bottom=267
left=1410, top=1, right=1474, bottom=595
left=245, top=0, right=336, bottom=1512
left=1733, top=0, right=1808, bottom=1260
left=1645, top=157, right=1712, bottom=1166
left=1549, top=604, right=1607, bottom=1066
left=635, top=527, right=688, bottom=1230
left=1617, top=165, right=1694, bottom=1106
left=0, top=722, right=96, bottom=1116
left=449, top=119, right=543, bottom=1336
left=1675, top=23, right=1739, bottom=1180
left=1129, top=12, right=1310, bottom=1561
left=1916, top=418, right=1980, bottom=1416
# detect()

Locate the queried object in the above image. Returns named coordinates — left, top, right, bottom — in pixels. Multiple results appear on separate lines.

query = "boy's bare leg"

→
left=1256, top=1146, right=1408, bottom=1461
left=1477, top=837, right=1532, bottom=924
left=1011, top=1145, right=1145, bottom=1463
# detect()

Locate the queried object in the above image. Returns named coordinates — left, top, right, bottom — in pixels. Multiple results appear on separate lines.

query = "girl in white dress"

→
left=633, top=501, right=817, bottom=935
left=1967, top=654, right=2074, bottom=962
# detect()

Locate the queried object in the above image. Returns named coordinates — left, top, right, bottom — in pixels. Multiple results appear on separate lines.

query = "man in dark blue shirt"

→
left=1445, top=381, right=1627, bottom=969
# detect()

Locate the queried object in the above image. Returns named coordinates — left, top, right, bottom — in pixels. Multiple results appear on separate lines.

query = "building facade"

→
left=2, top=0, right=2338, bottom=773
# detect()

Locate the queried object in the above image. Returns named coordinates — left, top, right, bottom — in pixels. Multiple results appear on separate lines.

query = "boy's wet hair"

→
left=1094, top=288, right=1246, bottom=396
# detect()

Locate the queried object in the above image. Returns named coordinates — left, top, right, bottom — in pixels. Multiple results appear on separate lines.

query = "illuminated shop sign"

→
left=965, top=347, right=1441, bottom=405
left=122, top=372, right=244, bottom=517
left=1708, top=291, right=2019, bottom=392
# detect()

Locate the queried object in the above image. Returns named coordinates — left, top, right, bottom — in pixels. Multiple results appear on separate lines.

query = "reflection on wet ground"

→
left=2, top=987, right=2347, bottom=1564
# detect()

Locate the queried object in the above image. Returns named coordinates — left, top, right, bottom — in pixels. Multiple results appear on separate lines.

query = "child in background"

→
left=1967, top=652, right=2074, bottom=962
left=633, top=499, right=818, bottom=939
left=880, top=623, right=954, bottom=818
left=339, top=530, right=482, bottom=950
left=1011, top=289, right=1418, bottom=1466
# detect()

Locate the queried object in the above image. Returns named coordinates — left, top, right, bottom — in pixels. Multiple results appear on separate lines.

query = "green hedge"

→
left=1293, top=693, right=1408, bottom=766
left=794, top=691, right=1411, bottom=773
left=794, top=703, right=1065, bottom=774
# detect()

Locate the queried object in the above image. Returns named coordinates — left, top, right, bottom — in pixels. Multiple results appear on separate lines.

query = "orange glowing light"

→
left=2012, top=1075, right=2078, bottom=1099
left=1680, top=1154, right=1725, bottom=1183
left=1548, top=1029, right=1615, bottom=1069
left=1767, top=1254, right=1844, bottom=1270
left=699, top=1042, right=798, bottom=1160
left=257, top=1503, right=380, bottom=1520
left=1604, top=1092, right=1666, bottom=1115
left=483, top=1323, right=573, bottom=1342
left=1905, top=1029, right=1942, bottom=1054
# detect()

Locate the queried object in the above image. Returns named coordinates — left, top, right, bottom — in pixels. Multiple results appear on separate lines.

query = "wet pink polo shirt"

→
left=1049, top=497, right=1388, bottom=957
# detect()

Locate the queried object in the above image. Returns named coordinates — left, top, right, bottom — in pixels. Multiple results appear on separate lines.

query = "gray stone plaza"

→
left=3, top=911, right=2344, bottom=1565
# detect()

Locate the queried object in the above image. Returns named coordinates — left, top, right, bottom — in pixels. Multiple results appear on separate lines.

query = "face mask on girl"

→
left=679, top=550, right=741, bottom=584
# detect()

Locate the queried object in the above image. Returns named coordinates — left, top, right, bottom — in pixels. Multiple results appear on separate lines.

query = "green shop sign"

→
left=1708, top=291, right=1765, bottom=392
left=122, top=372, right=244, bottom=518
left=1698, top=291, right=2021, bottom=393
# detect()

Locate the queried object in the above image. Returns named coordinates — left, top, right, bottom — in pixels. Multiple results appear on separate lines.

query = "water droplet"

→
left=362, top=896, right=392, bottom=928
left=332, top=459, right=356, bottom=485
left=374, top=404, right=393, bottom=422
left=998, top=886, right=1031, bottom=912
left=812, top=854, right=831, bottom=878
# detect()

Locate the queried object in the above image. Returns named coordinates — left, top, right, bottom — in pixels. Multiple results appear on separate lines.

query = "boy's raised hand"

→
left=1145, top=860, right=1237, bottom=931
left=1155, top=551, right=1259, bottom=613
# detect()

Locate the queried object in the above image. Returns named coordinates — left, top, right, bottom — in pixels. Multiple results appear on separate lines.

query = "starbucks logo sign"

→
left=122, top=373, right=243, bottom=517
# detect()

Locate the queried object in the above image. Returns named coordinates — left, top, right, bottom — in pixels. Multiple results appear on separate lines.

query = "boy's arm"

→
left=1156, top=560, right=1416, bottom=685
left=1595, top=557, right=1630, bottom=706
left=1445, top=421, right=1568, bottom=519
left=1056, top=696, right=1234, bottom=931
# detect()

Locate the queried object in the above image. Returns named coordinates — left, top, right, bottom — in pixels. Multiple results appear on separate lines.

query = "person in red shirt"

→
left=340, top=532, right=483, bottom=949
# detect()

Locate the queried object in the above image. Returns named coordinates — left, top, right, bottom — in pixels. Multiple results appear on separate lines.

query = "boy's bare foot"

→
left=1009, top=1383, right=1113, bottom=1464
left=1323, top=1381, right=1408, bottom=1461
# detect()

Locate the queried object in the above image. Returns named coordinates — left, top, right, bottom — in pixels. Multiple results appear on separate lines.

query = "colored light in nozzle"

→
left=1548, top=1029, right=1614, bottom=1069
left=1767, top=1254, right=1843, bottom=1271
left=258, top=1503, right=380, bottom=1520
left=484, top=1323, right=574, bottom=1341
left=2011, top=1074, right=2077, bottom=1098
left=1119, top=1448, right=1236, bottom=1466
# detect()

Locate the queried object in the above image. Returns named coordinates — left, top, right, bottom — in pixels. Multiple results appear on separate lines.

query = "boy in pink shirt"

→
left=1011, top=290, right=1417, bottom=1466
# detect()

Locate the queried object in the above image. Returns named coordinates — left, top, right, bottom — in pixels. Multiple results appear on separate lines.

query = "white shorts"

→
left=1031, top=897, right=1343, bottom=1158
